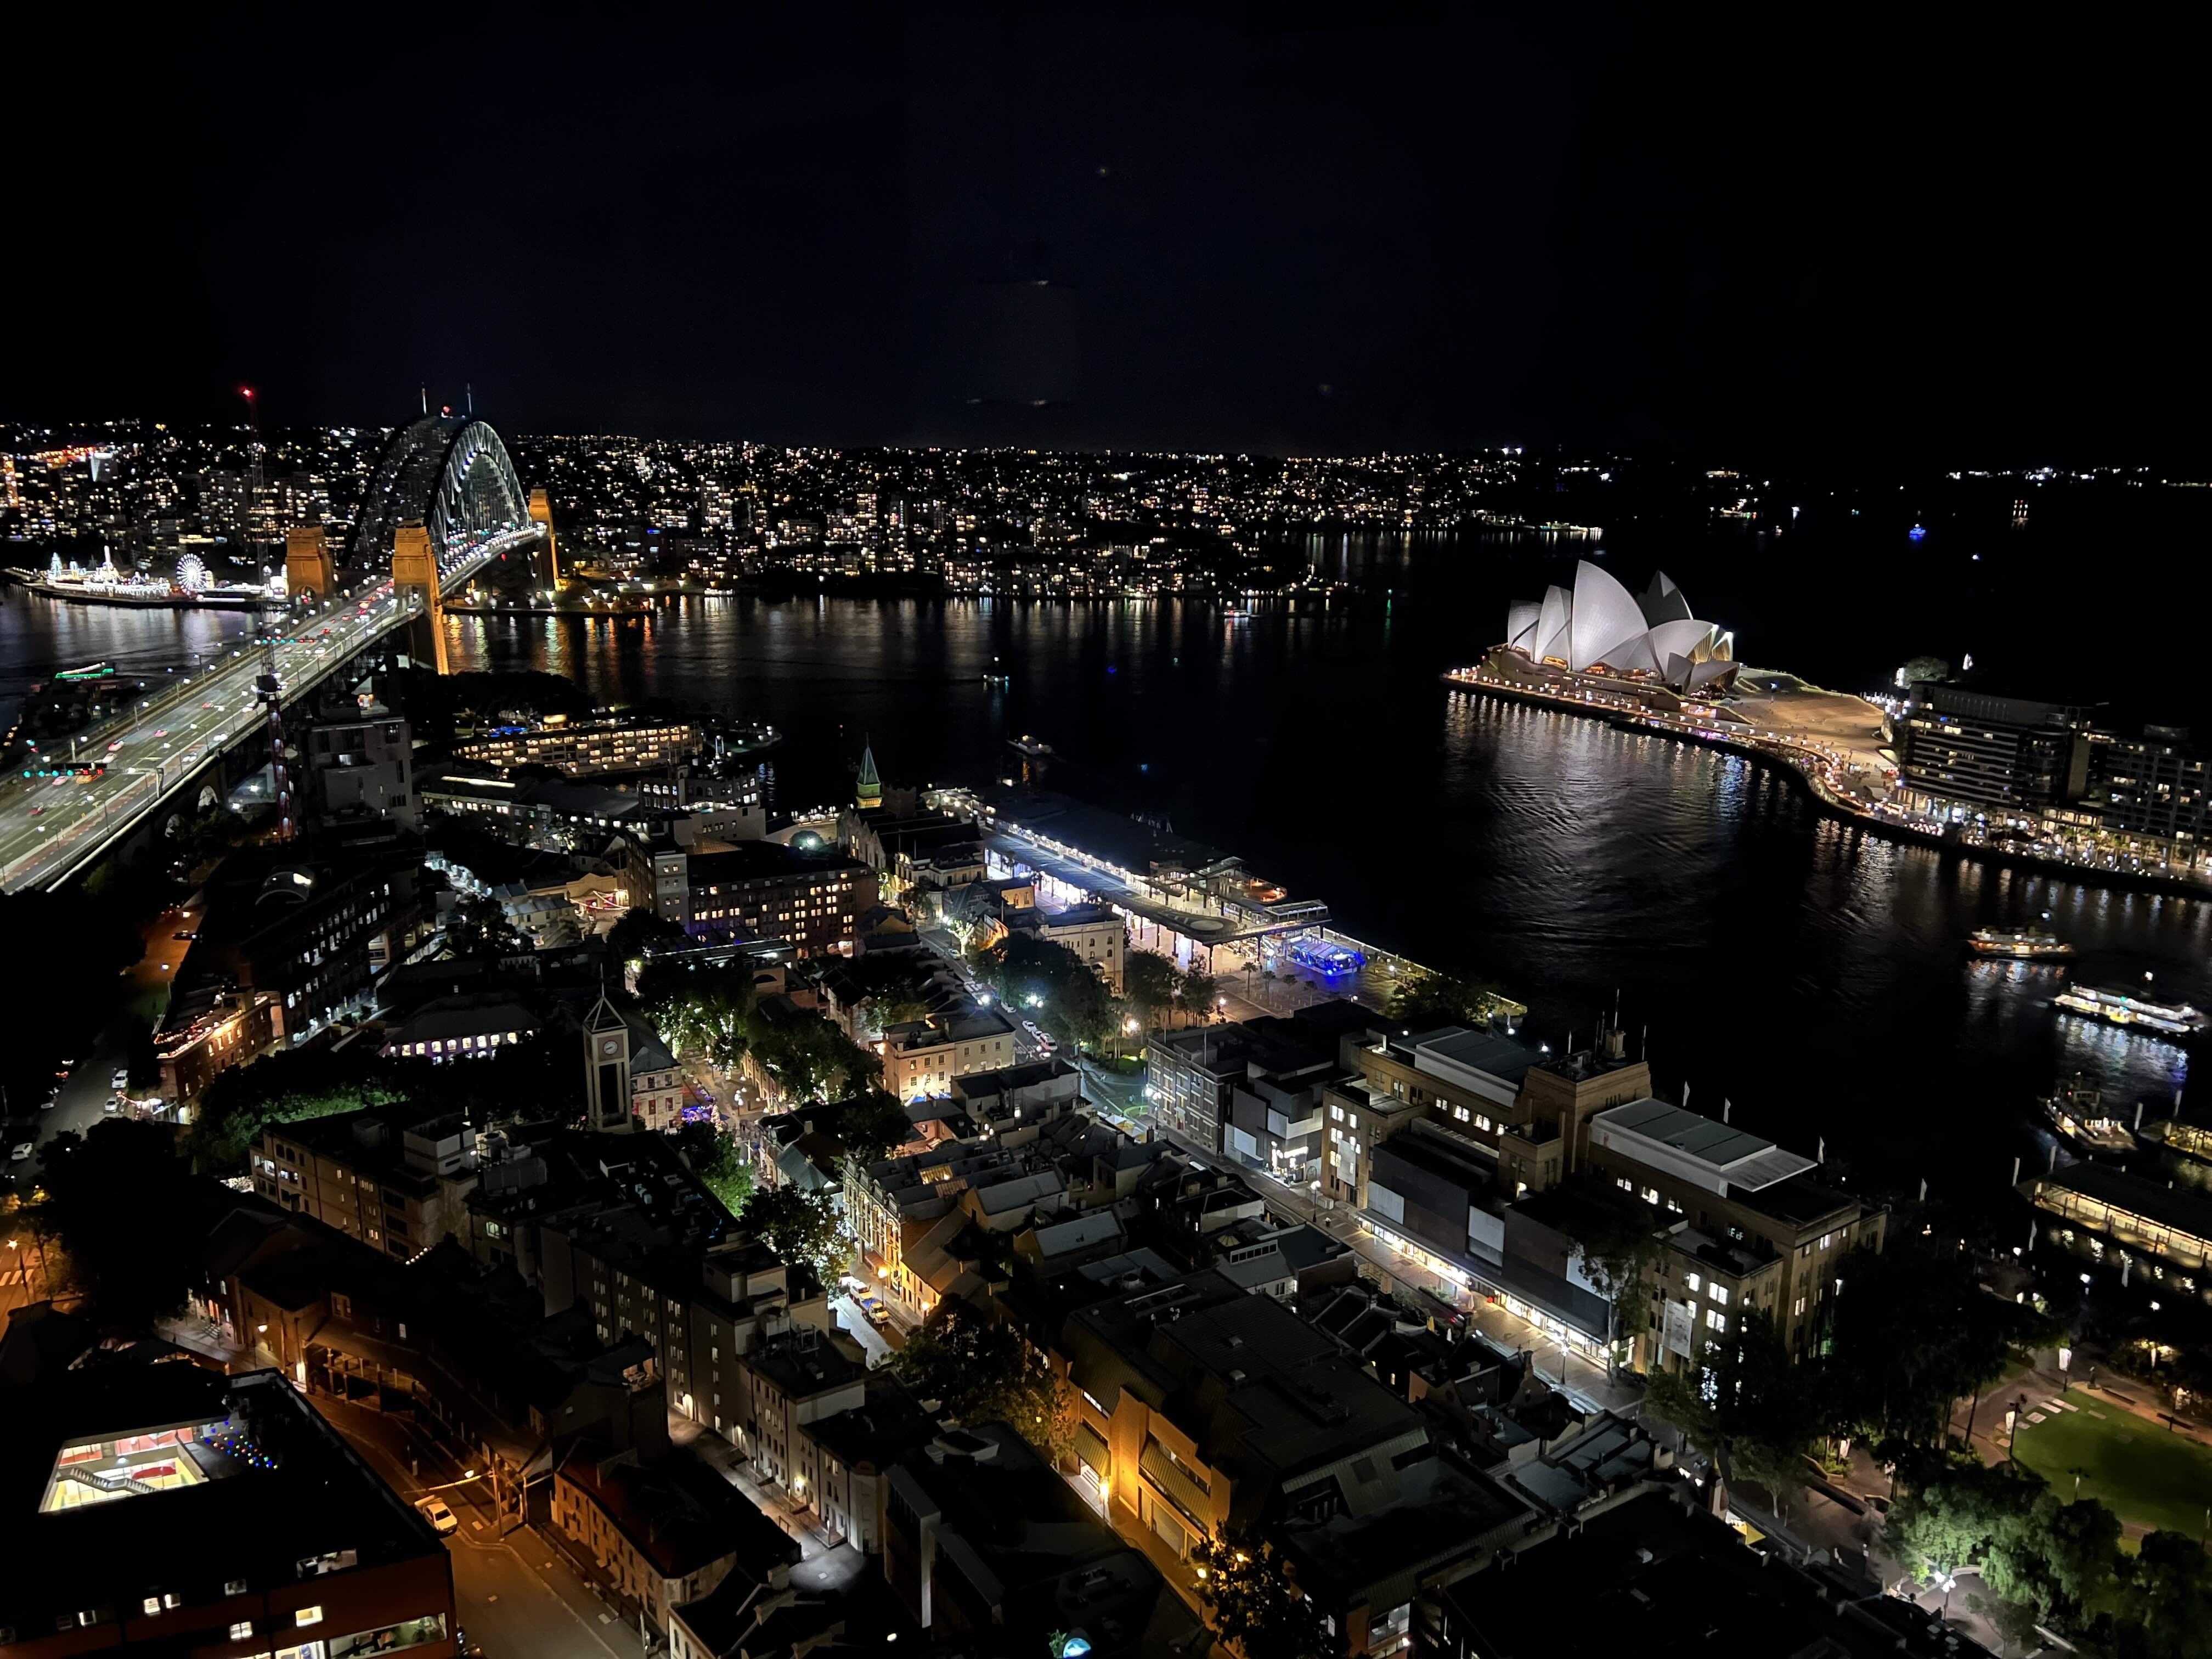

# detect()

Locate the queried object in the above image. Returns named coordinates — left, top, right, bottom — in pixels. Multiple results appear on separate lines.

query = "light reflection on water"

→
left=10, top=572, right=2209, bottom=1200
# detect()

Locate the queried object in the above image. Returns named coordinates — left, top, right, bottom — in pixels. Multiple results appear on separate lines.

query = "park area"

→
left=2010, top=1388, right=2212, bottom=1541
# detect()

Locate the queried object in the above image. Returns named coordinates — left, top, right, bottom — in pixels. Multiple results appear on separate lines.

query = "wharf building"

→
left=961, top=785, right=1340, bottom=980
left=453, top=711, right=702, bottom=779
left=2027, top=1160, right=2212, bottom=1286
left=1, top=1362, right=455, bottom=1659
left=1305, top=1009, right=1886, bottom=1373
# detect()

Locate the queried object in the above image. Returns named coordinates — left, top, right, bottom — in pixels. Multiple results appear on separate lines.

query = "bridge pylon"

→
left=528, top=488, right=561, bottom=590
left=391, top=520, right=450, bottom=675
left=285, top=526, right=335, bottom=602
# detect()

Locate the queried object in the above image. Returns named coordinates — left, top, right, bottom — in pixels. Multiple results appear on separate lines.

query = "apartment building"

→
left=656, top=840, right=871, bottom=958
left=550, top=1440, right=794, bottom=1634
left=154, top=985, right=277, bottom=1107
left=1347, top=1024, right=1540, bottom=1153
left=180, top=840, right=424, bottom=1039
left=883, top=1422, right=1195, bottom=1657
left=251, top=1107, right=479, bottom=1261
left=301, top=696, right=416, bottom=829
left=1054, top=1268, right=1530, bottom=1656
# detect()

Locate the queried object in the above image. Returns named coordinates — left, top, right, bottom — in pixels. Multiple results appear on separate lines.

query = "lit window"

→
left=143, top=1598, right=162, bottom=1616
left=232, top=1622, right=255, bottom=1641
left=297, top=1606, right=323, bottom=1627
left=1709, top=1284, right=1729, bottom=1306
left=1705, top=1309, right=1728, bottom=1332
left=1684, top=1272, right=1701, bottom=1294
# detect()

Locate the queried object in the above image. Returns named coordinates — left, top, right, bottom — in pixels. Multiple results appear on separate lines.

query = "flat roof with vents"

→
left=1589, top=1098, right=1815, bottom=1195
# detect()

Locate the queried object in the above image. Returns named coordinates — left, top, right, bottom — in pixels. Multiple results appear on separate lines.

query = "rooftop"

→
left=556, top=1441, right=798, bottom=1579
left=685, top=840, right=867, bottom=885
left=1590, top=1097, right=1816, bottom=1192
left=2, top=1365, right=444, bottom=1641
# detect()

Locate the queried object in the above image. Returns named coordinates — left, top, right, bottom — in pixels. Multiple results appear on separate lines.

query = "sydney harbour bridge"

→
left=0, top=415, right=555, bottom=893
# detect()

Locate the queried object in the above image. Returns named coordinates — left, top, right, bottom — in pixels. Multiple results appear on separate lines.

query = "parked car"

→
left=854, top=1294, right=893, bottom=1328
left=416, top=1496, right=458, bottom=1536
left=112, top=1068, right=129, bottom=1090
left=10, top=1141, right=33, bottom=1163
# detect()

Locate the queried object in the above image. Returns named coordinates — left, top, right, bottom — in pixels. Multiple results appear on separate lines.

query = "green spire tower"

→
left=856, top=737, right=882, bottom=811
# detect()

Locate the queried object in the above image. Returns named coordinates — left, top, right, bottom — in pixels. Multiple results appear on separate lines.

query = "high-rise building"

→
left=2086, top=724, right=2212, bottom=849
left=1896, top=683, right=2093, bottom=822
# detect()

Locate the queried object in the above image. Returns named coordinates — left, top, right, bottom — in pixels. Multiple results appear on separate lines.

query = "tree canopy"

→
left=1123, top=948, right=1181, bottom=1025
left=1885, top=1454, right=2164, bottom=1648
left=889, top=1299, right=1074, bottom=1460
left=444, top=894, right=529, bottom=960
left=1819, top=1236, right=2064, bottom=1448
left=606, top=906, right=687, bottom=967
left=36, top=1119, right=210, bottom=1327
left=0, top=889, right=145, bottom=1110
left=1189, top=1523, right=1340, bottom=1659
left=1385, top=969, right=1503, bottom=1030
left=1644, top=1306, right=1824, bottom=1498
left=190, top=1044, right=411, bottom=1171
left=740, top=1183, right=844, bottom=1287
left=984, top=932, right=1118, bottom=1049
left=672, top=1119, right=754, bottom=1217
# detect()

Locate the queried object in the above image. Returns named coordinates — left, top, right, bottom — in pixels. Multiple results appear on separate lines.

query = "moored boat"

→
left=2041, top=1076, right=2138, bottom=1156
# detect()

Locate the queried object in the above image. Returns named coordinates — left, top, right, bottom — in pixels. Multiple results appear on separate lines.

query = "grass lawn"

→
left=2010, top=1390, right=2212, bottom=1539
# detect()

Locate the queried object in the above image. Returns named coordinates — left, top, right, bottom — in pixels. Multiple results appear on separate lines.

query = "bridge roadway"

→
left=0, top=525, right=541, bottom=894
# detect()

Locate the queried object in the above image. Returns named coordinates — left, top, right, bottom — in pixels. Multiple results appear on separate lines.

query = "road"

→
left=0, top=526, right=532, bottom=894
left=1, top=900, right=205, bottom=1188
left=315, top=1394, right=635, bottom=1659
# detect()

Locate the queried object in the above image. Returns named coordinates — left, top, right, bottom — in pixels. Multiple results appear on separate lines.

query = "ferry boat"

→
left=2041, top=1076, right=2138, bottom=1156
left=2053, top=981, right=2205, bottom=1039
left=1968, top=926, right=2074, bottom=960
left=1008, top=735, right=1055, bottom=759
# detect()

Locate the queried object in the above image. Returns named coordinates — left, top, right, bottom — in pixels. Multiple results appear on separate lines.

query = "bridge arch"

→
left=349, top=415, right=533, bottom=567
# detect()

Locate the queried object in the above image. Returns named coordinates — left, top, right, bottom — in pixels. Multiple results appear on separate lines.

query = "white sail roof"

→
left=1505, top=600, right=1541, bottom=652
left=1534, top=585, right=1572, bottom=662
left=1500, top=561, right=1736, bottom=692
left=1568, top=561, right=1652, bottom=671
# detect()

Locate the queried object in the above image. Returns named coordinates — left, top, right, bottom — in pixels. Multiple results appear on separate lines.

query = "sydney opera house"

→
left=1499, top=562, right=1737, bottom=694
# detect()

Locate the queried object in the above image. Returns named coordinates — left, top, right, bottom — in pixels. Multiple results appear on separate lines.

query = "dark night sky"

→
left=11, top=5, right=2207, bottom=463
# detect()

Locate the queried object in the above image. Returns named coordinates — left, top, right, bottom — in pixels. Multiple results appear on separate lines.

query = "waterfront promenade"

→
left=1445, top=661, right=2212, bottom=900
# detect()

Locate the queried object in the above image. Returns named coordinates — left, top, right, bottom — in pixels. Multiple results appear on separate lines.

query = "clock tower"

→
left=584, top=989, right=634, bottom=1134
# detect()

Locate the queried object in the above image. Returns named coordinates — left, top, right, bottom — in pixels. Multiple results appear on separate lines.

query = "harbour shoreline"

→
left=1447, top=668, right=2212, bottom=907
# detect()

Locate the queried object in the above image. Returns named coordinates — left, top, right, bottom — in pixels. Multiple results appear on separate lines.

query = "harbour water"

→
left=6, top=523, right=2207, bottom=1202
